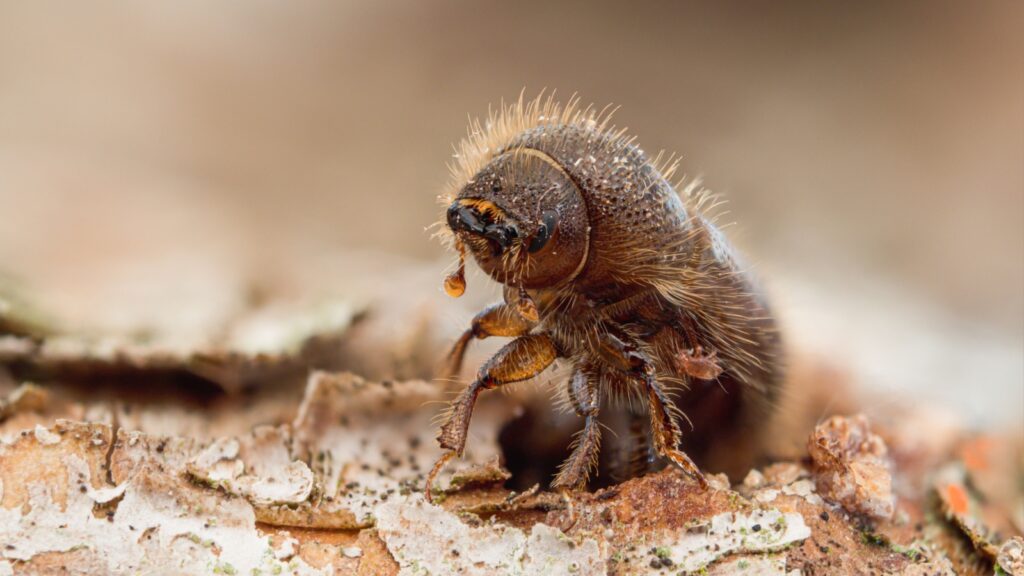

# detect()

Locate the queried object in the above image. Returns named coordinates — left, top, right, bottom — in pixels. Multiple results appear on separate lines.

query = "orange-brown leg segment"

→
left=439, top=302, right=536, bottom=381
left=640, top=365, right=709, bottom=488
left=552, top=363, right=602, bottom=490
left=427, top=333, right=558, bottom=501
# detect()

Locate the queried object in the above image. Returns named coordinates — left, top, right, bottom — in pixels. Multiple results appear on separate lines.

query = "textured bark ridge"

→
left=0, top=371, right=1019, bottom=575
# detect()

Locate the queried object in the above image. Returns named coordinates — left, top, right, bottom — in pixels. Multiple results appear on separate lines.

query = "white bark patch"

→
left=33, top=424, right=60, bottom=445
left=376, top=495, right=605, bottom=576
left=645, top=508, right=811, bottom=573
left=187, top=428, right=315, bottom=507
left=0, top=454, right=326, bottom=575
left=707, top=554, right=790, bottom=575
left=782, top=478, right=825, bottom=506
left=341, top=546, right=363, bottom=558
left=241, top=461, right=316, bottom=507
left=64, top=456, right=126, bottom=504
left=190, top=437, right=244, bottom=482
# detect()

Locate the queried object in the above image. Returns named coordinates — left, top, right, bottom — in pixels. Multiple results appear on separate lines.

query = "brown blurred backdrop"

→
left=0, top=1, right=1020, bottom=424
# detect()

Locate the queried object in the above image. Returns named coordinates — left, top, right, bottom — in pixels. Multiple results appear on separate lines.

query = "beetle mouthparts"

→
left=447, top=200, right=518, bottom=250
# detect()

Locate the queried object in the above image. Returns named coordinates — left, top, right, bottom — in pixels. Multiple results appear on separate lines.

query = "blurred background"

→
left=0, top=1, right=1020, bottom=426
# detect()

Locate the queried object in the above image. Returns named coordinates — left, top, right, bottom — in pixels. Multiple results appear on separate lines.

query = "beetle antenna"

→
left=444, top=239, right=467, bottom=298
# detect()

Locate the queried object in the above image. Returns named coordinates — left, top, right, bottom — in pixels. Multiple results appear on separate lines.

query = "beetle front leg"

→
left=427, top=333, right=558, bottom=501
left=440, top=302, right=536, bottom=380
left=439, top=332, right=557, bottom=453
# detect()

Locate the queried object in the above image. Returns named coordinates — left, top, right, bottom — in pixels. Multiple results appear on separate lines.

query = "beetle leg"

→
left=552, top=363, right=602, bottom=490
left=640, top=365, right=709, bottom=488
left=439, top=333, right=557, bottom=454
left=596, top=324, right=709, bottom=488
left=440, top=302, right=537, bottom=380
left=622, top=408, right=655, bottom=479
left=427, top=333, right=558, bottom=501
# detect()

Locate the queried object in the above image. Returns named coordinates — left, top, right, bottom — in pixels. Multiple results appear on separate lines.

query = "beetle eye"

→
left=528, top=210, right=559, bottom=253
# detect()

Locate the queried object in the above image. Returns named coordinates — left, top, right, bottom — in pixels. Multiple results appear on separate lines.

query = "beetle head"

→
left=447, top=149, right=589, bottom=290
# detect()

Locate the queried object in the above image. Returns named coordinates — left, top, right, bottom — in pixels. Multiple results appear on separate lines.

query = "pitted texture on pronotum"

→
left=428, top=94, right=783, bottom=499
